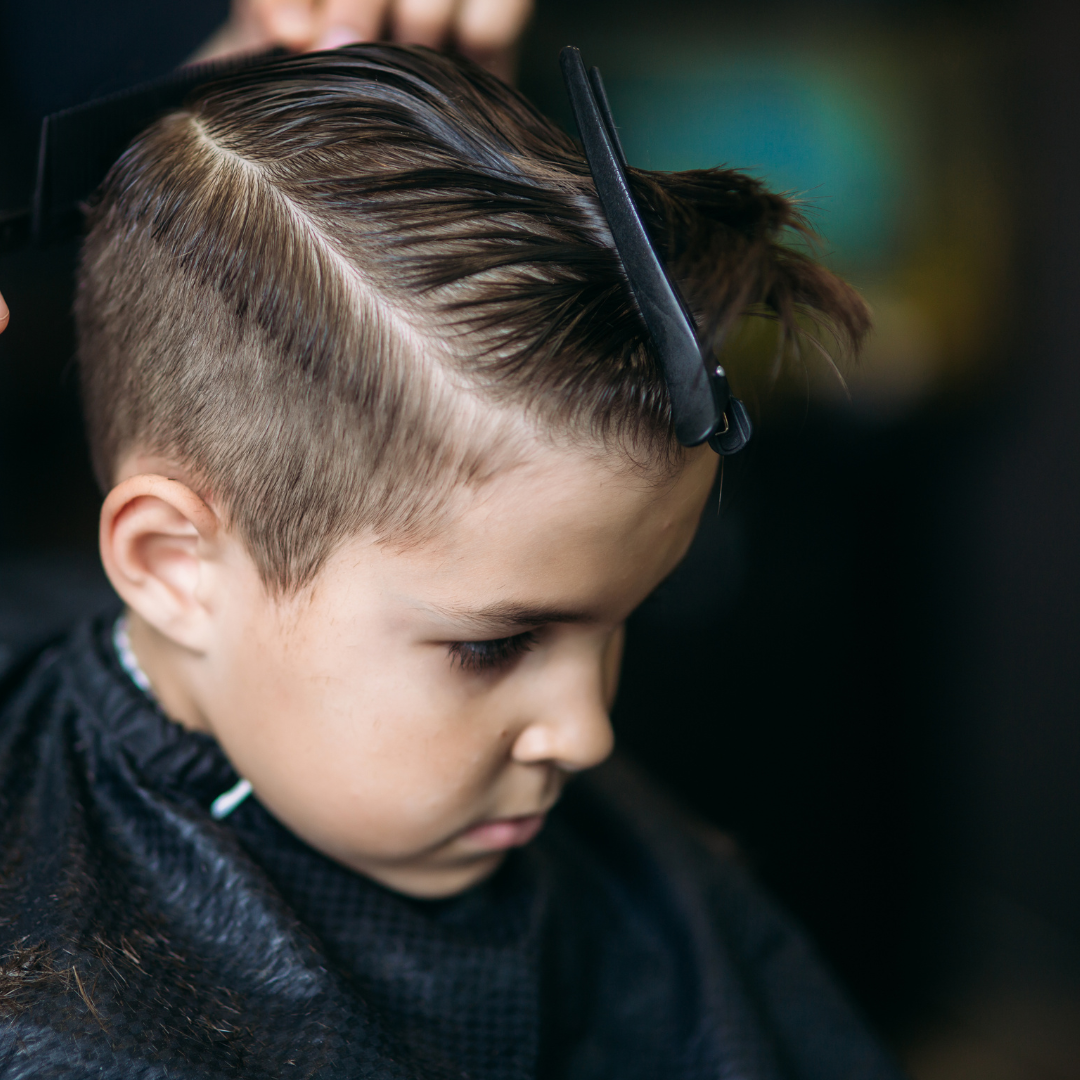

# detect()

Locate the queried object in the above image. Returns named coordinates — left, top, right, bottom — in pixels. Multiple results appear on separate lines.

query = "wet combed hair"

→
left=76, top=45, right=870, bottom=591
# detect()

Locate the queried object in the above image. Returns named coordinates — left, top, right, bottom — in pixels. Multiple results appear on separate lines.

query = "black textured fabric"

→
left=0, top=617, right=906, bottom=1079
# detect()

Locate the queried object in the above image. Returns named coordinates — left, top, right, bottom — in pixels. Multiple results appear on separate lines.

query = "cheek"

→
left=206, top=621, right=507, bottom=852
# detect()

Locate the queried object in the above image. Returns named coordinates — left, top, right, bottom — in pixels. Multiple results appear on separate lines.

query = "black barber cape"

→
left=0, top=618, right=904, bottom=1079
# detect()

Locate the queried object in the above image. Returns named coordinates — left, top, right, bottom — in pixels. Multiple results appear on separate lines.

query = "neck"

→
left=124, top=610, right=212, bottom=734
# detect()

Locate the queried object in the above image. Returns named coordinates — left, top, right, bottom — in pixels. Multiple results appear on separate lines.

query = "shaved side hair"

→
left=76, top=45, right=868, bottom=590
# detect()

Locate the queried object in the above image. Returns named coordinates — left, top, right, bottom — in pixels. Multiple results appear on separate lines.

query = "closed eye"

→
left=447, top=631, right=538, bottom=673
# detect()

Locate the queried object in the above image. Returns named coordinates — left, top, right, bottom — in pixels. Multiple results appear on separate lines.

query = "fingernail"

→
left=0, top=291, right=8, bottom=332
left=314, top=25, right=362, bottom=50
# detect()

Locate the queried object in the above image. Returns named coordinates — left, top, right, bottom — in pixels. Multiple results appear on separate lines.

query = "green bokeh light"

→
left=603, top=57, right=906, bottom=273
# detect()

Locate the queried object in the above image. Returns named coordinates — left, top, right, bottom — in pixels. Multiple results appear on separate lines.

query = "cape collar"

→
left=66, top=613, right=242, bottom=813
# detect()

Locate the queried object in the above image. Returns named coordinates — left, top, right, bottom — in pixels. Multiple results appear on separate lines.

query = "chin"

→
left=359, top=850, right=506, bottom=900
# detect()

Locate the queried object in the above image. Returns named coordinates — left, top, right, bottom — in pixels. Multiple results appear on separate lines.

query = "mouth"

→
left=457, top=813, right=547, bottom=852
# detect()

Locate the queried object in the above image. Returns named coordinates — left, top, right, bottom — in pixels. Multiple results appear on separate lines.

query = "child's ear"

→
left=100, top=475, right=222, bottom=652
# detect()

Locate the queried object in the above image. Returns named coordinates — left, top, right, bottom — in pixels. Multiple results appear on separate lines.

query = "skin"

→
left=201, top=0, right=534, bottom=81
left=101, top=441, right=718, bottom=899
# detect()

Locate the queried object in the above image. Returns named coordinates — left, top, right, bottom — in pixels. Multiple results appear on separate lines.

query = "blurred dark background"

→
left=2, top=1, right=1079, bottom=1075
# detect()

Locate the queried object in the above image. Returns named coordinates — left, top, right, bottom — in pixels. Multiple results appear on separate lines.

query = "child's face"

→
left=117, top=445, right=718, bottom=897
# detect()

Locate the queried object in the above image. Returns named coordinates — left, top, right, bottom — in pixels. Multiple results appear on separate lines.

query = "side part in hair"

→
left=76, top=45, right=869, bottom=590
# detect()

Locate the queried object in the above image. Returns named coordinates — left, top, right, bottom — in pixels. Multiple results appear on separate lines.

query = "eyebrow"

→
left=424, top=601, right=591, bottom=635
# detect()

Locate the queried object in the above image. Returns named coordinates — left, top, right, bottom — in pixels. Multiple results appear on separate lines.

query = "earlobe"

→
left=100, top=475, right=221, bottom=650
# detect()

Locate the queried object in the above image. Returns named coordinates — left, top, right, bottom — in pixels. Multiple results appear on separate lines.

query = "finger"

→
left=314, top=0, right=392, bottom=48
left=391, top=0, right=457, bottom=48
left=0, top=289, right=8, bottom=335
left=455, top=0, right=532, bottom=55
left=246, top=0, right=320, bottom=50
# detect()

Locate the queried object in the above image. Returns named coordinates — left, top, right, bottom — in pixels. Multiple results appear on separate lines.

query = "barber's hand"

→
left=205, top=0, right=533, bottom=81
left=0, top=290, right=8, bottom=336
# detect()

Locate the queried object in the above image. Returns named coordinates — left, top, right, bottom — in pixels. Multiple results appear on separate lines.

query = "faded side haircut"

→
left=76, top=44, right=869, bottom=591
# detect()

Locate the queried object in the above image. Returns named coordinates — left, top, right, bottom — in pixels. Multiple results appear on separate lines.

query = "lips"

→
left=458, top=813, right=546, bottom=851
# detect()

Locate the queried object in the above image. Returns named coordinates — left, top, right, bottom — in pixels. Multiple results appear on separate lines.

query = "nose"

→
left=510, top=649, right=616, bottom=773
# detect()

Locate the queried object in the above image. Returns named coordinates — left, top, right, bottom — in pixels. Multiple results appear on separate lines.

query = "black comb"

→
left=0, top=49, right=281, bottom=253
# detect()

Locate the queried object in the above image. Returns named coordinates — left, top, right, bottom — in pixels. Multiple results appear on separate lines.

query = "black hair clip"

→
left=559, top=46, right=751, bottom=455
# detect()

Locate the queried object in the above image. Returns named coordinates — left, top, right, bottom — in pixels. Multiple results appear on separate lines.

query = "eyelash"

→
left=447, top=631, right=538, bottom=673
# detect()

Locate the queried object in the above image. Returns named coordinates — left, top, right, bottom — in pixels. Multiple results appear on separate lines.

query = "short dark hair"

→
left=76, top=44, right=868, bottom=590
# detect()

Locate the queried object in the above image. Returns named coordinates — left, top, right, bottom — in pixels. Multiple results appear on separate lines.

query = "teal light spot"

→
left=604, top=59, right=904, bottom=272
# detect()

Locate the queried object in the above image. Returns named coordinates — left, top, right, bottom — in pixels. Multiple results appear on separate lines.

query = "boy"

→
left=0, top=45, right=900, bottom=1079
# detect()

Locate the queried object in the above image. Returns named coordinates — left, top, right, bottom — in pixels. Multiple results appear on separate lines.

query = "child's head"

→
left=77, top=46, right=867, bottom=897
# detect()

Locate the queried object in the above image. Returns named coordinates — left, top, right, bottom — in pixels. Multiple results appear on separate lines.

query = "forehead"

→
left=331, top=444, right=719, bottom=621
